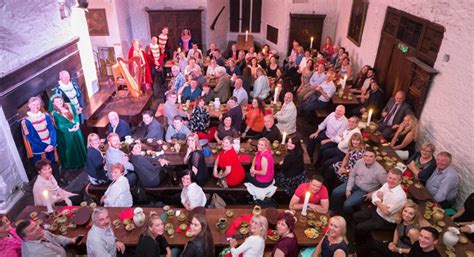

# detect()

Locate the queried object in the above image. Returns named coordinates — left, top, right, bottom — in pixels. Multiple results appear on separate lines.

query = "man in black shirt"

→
left=407, top=227, right=441, bottom=257
left=261, top=114, right=282, bottom=143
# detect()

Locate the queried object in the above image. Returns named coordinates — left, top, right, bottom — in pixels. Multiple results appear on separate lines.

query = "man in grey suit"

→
left=377, top=91, right=412, bottom=139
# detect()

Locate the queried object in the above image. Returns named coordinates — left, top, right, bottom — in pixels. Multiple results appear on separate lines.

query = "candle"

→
left=310, top=37, right=314, bottom=49
left=342, top=75, right=347, bottom=90
left=302, top=191, right=311, bottom=216
left=245, top=30, right=248, bottom=41
left=367, top=109, right=373, bottom=126
left=177, top=94, right=182, bottom=104
left=42, top=190, right=54, bottom=214
left=281, top=131, right=287, bottom=144
left=273, top=87, right=279, bottom=104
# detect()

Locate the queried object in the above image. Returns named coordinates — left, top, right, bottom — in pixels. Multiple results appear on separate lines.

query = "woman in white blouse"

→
left=101, top=163, right=133, bottom=207
left=180, top=169, right=207, bottom=211
left=230, top=215, right=268, bottom=257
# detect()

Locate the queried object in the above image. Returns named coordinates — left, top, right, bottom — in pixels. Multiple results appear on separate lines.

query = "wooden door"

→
left=373, top=35, right=395, bottom=86
left=147, top=10, right=203, bottom=50
left=384, top=47, right=413, bottom=99
left=288, top=14, right=325, bottom=55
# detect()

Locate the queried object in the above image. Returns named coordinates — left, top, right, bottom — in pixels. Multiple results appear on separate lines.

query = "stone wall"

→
left=333, top=0, right=474, bottom=205
left=1, top=0, right=97, bottom=95
left=256, top=0, right=338, bottom=58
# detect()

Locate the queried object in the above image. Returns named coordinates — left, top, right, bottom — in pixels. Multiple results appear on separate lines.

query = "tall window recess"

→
left=230, top=0, right=262, bottom=33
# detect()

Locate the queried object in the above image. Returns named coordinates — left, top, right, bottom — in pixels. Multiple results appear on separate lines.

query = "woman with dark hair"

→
left=351, top=79, right=384, bottom=117
left=237, top=50, right=247, bottom=74
left=272, top=212, right=298, bottom=257
left=214, top=113, right=239, bottom=144
left=243, top=98, right=265, bottom=138
left=275, top=136, right=307, bottom=196
left=178, top=28, right=193, bottom=52
left=0, top=214, right=22, bottom=257
left=248, top=57, right=262, bottom=79
left=136, top=214, right=171, bottom=257
left=180, top=169, right=207, bottom=211
left=181, top=214, right=215, bottom=257
left=183, top=133, right=209, bottom=187
left=300, top=58, right=315, bottom=87
left=188, top=96, right=210, bottom=134
left=50, top=95, right=86, bottom=169
left=352, top=65, right=370, bottom=90
left=266, top=56, right=280, bottom=78
left=213, top=136, right=245, bottom=188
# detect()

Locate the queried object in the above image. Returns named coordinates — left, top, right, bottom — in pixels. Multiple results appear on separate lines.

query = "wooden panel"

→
left=373, top=35, right=395, bottom=86
left=418, top=26, right=444, bottom=64
left=251, top=0, right=262, bottom=32
left=229, top=0, right=240, bottom=32
left=241, top=0, right=251, bottom=32
left=147, top=10, right=203, bottom=50
left=288, top=14, right=325, bottom=55
left=266, top=25, right=278, bottom=44
left=383, top=9, right=400, bottom=36
left=396, top=16, right=423, bottom=48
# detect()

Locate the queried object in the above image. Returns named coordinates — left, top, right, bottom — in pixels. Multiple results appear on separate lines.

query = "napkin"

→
left=225, top=214, right=253, bottom=236
left=118, top=208, right=134, bottom=220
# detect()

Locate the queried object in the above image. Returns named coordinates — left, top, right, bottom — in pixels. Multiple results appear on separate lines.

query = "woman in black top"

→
left=136, top=214, right=171, bottom=257
left=351, top=80, right=383, bottom=117
left=183, top=133, right=209, bottom=186
left=181, top=214, right=214, bottom=257
left=275, top=136, right=307, bottom=196
left=214, top=113, right=239, bottom=144
left=406, top=143, right=437, bottom=183
left=266, top=56, right=279, bottom=78
left=452, top=192, right=474, bottom=222
left=85, top=133, right=108, bottom=185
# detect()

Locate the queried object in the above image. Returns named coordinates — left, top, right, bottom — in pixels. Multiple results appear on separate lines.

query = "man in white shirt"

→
left=105, top=133, right=136, bottom=185
left=306, top=105, right=348, bottom=162
left=232, top=78, right=248, bottom=106
left=353, top=168, right=407, bottom=242
left=87, top=208, right=125, bottom=257
left=318, top=116, right=361, bottom=167
left=275, top=92, right=297, bottom=134
left=299, top=69, right=336, bottom=114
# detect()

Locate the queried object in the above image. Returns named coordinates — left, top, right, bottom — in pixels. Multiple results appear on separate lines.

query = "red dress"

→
left=218, top=148, right=245, bottom=187
left=127, top=46, right=153, bottom=89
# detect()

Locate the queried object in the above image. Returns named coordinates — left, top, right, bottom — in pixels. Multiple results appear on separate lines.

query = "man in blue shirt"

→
left=426, top=151, right=459, bottom=208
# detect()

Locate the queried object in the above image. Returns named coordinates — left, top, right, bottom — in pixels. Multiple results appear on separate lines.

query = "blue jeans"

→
left=330, top=182, right=367, bottom=215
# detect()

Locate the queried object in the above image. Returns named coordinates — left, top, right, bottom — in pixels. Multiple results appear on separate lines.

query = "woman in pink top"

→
left=0, top=215, right=21, bottom=257
left=246, top=138, right=275, bottom=188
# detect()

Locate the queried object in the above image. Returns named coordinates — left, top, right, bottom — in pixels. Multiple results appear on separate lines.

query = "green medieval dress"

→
left=52, top=103, right=86, bottom=169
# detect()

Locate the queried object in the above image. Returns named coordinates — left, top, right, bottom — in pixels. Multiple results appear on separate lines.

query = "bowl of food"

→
left=80, top=201, right=88, bottom=207
left=252, top=205, right=262, bottom=216
left=167, top=209, right=175, bottom=217
left=225, top=210, right=234, bottom=218
left=123, top=218, right=132, bottom=225
left=112, top=219, right=121, bottom=227
left=239, top=227, right=250, bottom=235
left=177, top=213, right=187, bottom=222
left=275, top=150, right=282, bottom=156
left=29, top=212, right=38, bottom=219
left=307, top=220, right=316, bottom=227
left=48, top=224, right=58, bottom=231
left=59, top=226, right=67, bottom=234
left=185, top=231, right=194, bottom=238
left=125, top=223, right=135, bottom=231
left=179, top=223, right=188, bottom=231
left=304, top=228, right=319, bottom=239
left=165, top=223, right=173, bottom=231
left=306, top=212, right=316, bottom=220
left=163, top=205, right=171, bottom=211
left=240, top=221, right=249, bottom=228
left=267, top=229, right=280, bottom=241
left=459, top=235, right=469, bottom=244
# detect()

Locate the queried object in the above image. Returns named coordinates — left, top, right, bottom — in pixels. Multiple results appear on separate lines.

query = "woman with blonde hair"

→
left=85, top=133, right=108, bottom=185
left=136, top=214, right=171, bottom=257
left=406, top=142, right=437, bottom=182
left=312, top=216, right=348, bottom=257
left=101, top=163, right=133, bottom=207
left=366, top=200, right=428, bottom=256
left=390, top=114, right=417, bottom=160
left=183, top=133, right=208, bottom=186
left=230, top=215, right=268, bottom=257
left=246, top=137, right=275, bottom=188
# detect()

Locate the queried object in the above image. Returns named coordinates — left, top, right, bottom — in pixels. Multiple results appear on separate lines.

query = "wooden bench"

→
left=85, top=176, right=289, bottom=206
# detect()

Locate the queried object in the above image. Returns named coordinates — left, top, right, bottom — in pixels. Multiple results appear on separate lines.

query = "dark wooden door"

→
left=384, top=47, right=413, bottom=99
left=147, top=10, right=203, bottom=50
left=288, top=14, right=325, bottom=55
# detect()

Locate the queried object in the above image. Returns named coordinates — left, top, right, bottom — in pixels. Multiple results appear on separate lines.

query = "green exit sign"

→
left=398, top=43, right=409, bottom=54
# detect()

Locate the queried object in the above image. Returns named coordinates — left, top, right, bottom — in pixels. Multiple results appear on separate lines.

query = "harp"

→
left=111, top=56, right=143, bottom=98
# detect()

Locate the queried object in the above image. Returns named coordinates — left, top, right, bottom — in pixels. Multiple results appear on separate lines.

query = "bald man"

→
left=377, top=91, right=412, bottom=139
left=275, top=92, right=297, bottom=134
left=107, top=111, right=131, bottom=141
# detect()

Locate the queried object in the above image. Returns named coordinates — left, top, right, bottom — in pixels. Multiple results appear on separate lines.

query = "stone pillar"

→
left=0, top=107, right=28, bottom=213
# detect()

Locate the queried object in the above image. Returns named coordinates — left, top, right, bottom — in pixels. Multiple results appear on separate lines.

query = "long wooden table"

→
left=17, top=206, right=326, bottom=247
left=140, top=141, right=311, bottom=167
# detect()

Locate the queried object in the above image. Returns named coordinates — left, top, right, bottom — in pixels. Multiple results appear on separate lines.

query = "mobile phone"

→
left=75, top=235, right=84, bottom=244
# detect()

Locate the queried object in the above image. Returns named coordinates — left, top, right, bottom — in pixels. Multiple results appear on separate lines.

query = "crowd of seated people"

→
left=17, top=30, right=471, bottom=257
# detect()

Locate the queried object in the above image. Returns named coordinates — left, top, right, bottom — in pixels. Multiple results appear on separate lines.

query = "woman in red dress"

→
left=128, top=39, right=153, bottom=91
left=213, top=136, right=245, bottom=188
